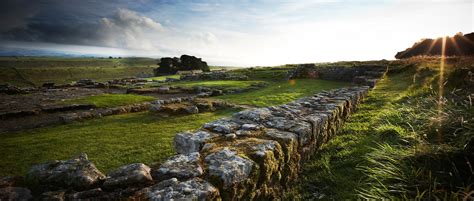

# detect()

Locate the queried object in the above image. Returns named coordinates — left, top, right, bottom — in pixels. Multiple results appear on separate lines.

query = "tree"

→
left=154, top=55, right=210, bottom=75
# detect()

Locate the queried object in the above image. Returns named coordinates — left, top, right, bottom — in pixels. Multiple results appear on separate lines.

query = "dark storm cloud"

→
left=0, top=0, right=162, bottom=48
left=0, top=0, right=42, bottom=32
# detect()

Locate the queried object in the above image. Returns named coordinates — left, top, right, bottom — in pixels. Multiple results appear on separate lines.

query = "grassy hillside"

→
left=0, top=57, right=157, bottom=86
left=0, top=57, right=157, bottom=68
left=291, top=57, right=474, bottom=200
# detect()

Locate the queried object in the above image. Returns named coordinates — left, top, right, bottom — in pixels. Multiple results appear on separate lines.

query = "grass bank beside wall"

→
left=291, top=58, right=474, bottom=200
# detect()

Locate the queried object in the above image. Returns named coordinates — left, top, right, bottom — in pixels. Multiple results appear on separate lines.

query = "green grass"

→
left=291, top=67, right=419, bottom=200
left=145, top=74, right=181, bottom=81
left=292, top=59, right=474, bottom=200
left=0, top=57, right=157, bottom=68
left=61, top=94, right=156, bottom=108
left=231, top=68, right=289, bottom=80
left=160, top=80, right=264, bottom=91
left=0, top=109, right=237, bottom=177
left=0, top=57, right=157, bottom=86
left=216, top=79, right=349, bottom=107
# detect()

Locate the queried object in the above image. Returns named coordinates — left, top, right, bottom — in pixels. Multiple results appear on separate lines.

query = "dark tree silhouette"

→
left=154, top=55, right=210, bottom=75
left=395, top=32, right=474, bottom=59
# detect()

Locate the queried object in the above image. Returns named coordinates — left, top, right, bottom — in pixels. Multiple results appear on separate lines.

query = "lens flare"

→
left=437, top=36, right=447, bottom=141
left=289, top=79, right=296, bottom=85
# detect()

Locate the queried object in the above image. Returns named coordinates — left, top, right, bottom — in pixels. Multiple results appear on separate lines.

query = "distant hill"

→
left=395, top=32, right=474, bottom=59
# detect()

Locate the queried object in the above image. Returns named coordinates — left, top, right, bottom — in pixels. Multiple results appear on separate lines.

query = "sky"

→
left=0, top=0, right=472, bottom=66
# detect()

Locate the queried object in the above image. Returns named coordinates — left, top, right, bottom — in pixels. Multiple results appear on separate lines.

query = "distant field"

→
left=0, top=57, right=157, bottom=68
left=0, top=57, right=157, bottom=86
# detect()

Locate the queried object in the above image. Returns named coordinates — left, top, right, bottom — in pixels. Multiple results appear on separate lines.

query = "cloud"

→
left=1, top=8, right=164, bottom=50
left=0, top=0, right=41, bottom=32
left=98, top=8, right=164, bottom=49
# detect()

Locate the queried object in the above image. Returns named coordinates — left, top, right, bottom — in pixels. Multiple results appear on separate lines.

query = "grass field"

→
left=0, top=57, right=157, bottom=86
left=291, top=58, right=474, bottom=200
left=159, top=80, right=265, bottom=91
left=144, top=74, right=181, bottom=81
left=0, top=57, right=157, bottom=68
left=216, top=79, right=349, bottom=106
left=61, top=94, right=156, bottom=108
left=0, top=76, right=349, bottom=177
left=0, top=109, right=238, bottom=177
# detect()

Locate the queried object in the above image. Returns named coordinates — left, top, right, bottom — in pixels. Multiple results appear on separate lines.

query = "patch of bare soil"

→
left=0, top=87, right=199, bottom=133
left=0, top=87, right=125, bottom=114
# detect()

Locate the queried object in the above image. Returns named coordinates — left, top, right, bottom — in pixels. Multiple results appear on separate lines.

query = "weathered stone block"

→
left=203, top=119, right=240, bottom=134
left=154, top=152, right=203, bottom=181
left=26, top=153, right=105, bottom=191
left=233, top=108, right=273, bottom=123
left=135, top=178, right=220, bottom=201
left=174, top=131, right=216, bottom=154
left=103, top=163, right=153, bottom=189
left=205, top=148, right=254, bottom=187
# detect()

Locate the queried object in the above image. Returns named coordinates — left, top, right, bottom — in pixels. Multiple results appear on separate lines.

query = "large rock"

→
left=233, top=108, right=273, bottom=123
left=204, top=148, right=254, bottom=187
left=153, top=152, right=203, bottom=181
left=103, top=163, right=153, bottom=189
left=0, top=187, right=32, bottom=201
left=185, top=105, right=199, bottom=114
left=26, top=153, right=105, bottom=191
left=174, top=131, right=216, bottom=154
left=203, top=119, right=240, bottom=134
left=135, top=178, right=220, bottom=201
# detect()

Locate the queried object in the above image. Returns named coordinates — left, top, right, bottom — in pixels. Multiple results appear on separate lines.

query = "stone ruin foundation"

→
left=0, top=85, right=373, bottom=200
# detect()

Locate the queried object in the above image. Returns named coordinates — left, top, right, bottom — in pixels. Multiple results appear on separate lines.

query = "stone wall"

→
left=287, top=64, right=387, bottom=88
left=180, top=71, right=249, bottom=81
left=0, top=86, right=372, bottom=200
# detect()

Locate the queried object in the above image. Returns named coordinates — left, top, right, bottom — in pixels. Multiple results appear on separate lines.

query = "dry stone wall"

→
left=0, top=86, right=373, bottom=200
left=288, top=64, right=387, bottom=88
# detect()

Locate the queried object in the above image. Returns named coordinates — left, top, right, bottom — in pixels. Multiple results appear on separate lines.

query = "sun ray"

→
left=425, top=39, right=437, bottom=55
left=436, top=36, right=447, bottom=142
left=449, top=37, right=463, bottom=56
left=458, top=34, right=474, bottom=46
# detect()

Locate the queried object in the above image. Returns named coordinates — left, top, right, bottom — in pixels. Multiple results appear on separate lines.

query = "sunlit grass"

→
left=145, top=74, right=180, bottom=81
left=292, top=60, right=474, bottom=200
left=216, top=79, right=349, bottom=106
left=160, top=80, right=264, bottom=90
left=0, top=109, right=238, bottom=176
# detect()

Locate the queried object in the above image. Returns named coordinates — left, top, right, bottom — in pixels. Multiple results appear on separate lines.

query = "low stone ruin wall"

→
left=180, top=71, right=249, bottom=81
left=288, top=64, right=387, bottom=87
left=0, top=86, right=371, bottom=200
